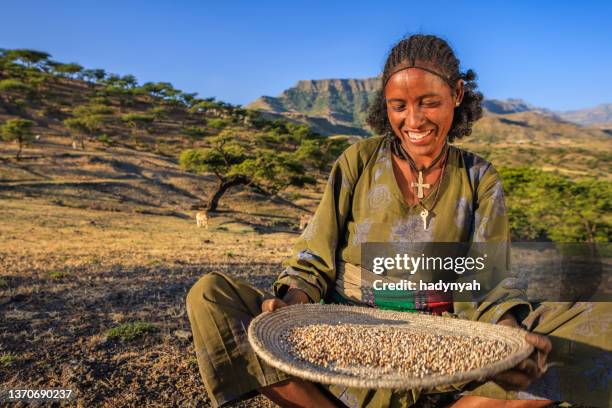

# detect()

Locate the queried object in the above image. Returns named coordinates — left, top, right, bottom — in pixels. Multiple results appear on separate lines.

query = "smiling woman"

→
left=185, top=34, right=610, bottom=408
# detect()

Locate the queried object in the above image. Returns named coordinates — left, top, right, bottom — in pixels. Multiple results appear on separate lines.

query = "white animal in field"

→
left=299, top=213, right=312, bottom=231
left=196, top=211, right=209, bottom=228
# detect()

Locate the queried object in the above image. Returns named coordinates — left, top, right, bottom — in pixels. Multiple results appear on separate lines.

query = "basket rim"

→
left=248, top=304, right=534, bottom=389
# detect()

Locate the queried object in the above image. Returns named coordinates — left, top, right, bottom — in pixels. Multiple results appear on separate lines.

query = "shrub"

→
left=106, top=322, right=157, bottom=342
left=0, top=353, right=17, bottom=367
left=207, top=118, right=226, bottom=131
left=98, top=134, right=113, bottom=146
left=47, top=271, right=68, bottom=280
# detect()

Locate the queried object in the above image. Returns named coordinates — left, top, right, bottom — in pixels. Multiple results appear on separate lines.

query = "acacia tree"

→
left=90, top=69, right=107, bottom=83
left=142, top=82, right=180, bottom=101
left=121, top=113, right=154, bottom=135
left=120, top=74, right=138, bottom=89
left=4, top=49, right=50, bottom=70
left=64, top=104, right=114, bottom=149
left=50, top=62, right=83, bottom=79
left=102, top=85, right=132, bottom=111
left=0, top=79, right=32, bottom=104
left=188, top=98, right=218, bottom=113
left=179, top=130, right=316, bottom=211
left=1, top=118, right=35, bottom=159
left=81, top=68, right=106, bottom=87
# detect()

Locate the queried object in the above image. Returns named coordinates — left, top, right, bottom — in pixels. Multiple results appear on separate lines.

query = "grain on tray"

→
left=281, top=323, right=512, bottom=378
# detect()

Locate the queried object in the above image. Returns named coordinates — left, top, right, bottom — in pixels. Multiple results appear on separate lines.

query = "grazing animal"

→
left=299, top=213, right=312, bottom=231
left=196, top=211, right=209, bottom=228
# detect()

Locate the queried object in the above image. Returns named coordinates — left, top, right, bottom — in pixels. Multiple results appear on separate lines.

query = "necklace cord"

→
left=390, top=137, right=449, bottom=210
left=392, top=137, right=449, bottom=174
left=420, top=149, right=448, bottom=213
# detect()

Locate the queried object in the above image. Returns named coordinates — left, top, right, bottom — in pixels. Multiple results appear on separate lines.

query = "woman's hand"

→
left=261, top=287, right=310, bottom=313
left=491, top=312, right=552, bottom=390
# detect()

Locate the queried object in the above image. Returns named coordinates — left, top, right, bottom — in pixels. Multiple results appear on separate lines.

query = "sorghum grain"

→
left=281, top=324, right=512, bottom=378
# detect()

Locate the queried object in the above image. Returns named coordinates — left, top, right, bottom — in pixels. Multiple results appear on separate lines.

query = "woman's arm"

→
left=459, top=164, right=552, bottom=392
left=454, top=164, right=531, bottom=324
left=272, top=145, right=360, bottom=304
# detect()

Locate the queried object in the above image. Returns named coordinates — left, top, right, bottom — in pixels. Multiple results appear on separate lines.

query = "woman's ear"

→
left=454, top=79, right=465, bottom=106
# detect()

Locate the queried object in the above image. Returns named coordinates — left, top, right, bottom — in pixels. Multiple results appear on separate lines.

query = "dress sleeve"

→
left=453, top=165, right=532, bottom=324
left=272, top=146, right=359, bottom=303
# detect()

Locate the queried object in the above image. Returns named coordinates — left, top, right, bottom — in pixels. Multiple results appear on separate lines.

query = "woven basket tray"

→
left=248, top=304, right=533, bottom=389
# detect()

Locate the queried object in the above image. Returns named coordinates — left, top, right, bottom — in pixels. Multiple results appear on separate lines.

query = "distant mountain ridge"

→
left=247, top=77, right=612, bottom=135
left=248, top=78, right=380, bottom=136
left=482, top=99, right=546, bottom=115
left=556, top=103, right=612, bottom=126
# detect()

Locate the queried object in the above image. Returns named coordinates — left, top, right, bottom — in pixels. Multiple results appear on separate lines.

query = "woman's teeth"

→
left=407, top=130, right=432, bottom=140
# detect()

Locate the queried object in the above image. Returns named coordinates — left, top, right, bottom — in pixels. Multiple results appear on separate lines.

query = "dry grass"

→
left=0, top=137, right=313, bottom=407
left=0, top=196, right=298, bottom=407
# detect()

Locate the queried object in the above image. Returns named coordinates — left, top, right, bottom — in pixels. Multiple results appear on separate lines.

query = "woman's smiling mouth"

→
left=405, top=129, right=434, bottom=142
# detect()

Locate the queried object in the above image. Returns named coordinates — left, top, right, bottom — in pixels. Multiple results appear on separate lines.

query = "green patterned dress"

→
left=271, top=135, right=530, bottom=406
left=274, top=135, right=526, bottom=320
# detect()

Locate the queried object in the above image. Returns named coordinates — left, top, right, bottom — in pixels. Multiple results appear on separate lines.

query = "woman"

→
left=186, top=35, right=606, bottom=407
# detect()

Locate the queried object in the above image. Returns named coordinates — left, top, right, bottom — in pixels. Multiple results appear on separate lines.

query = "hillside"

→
left=0, top=70, right=264, bottom=159
left=248, top=78, right=611, bottom=180
left=248, top=78, right=380, bottom=136
left=457, top=111, right=611, bottom=180
left=0, top=48, right=349, bottom=216
left=0, top=50, right=326, bottom=407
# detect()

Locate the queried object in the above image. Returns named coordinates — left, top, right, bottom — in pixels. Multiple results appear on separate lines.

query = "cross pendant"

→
left=411, top=171, right=431, bottom=199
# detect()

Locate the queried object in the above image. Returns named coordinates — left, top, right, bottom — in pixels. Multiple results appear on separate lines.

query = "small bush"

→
left=106, top=322, right=157, bottom=342
left=207, top=118, right=226, bottom=131
left=0, top=353, right=17, bottom=367
left=0, top=277, right=7, bottom=288
left=48, top=271, right=68, bottom=279
left=182, top=125, right=207, bottom=139
left=284, top=192, right=302, bottom=201
left=121, top=113, right=154, bottom=126
left=98, top=134, right=113, bottom=146
left=187, top=356, right=198, bottom=369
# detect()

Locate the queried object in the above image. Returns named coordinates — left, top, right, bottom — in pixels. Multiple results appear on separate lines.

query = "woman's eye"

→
left=390, top=104, right=405, bottom=112
left=421, top=101, right=440, bottom=108
left=421, top=101, right=439, bottom=108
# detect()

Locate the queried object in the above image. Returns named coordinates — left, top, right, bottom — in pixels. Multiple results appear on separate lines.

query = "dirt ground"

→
left=0, top=196, right=301, bottom=407
left=0, top=136, right=321, bottom=407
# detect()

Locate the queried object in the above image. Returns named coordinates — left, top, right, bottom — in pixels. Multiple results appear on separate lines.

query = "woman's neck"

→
left=400, top=141, right=447, bottom=169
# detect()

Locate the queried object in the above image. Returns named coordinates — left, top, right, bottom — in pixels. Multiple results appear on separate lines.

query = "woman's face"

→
left=384, top=66, right=463, bottom=159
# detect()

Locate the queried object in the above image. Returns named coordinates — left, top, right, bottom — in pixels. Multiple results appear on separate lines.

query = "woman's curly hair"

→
left=367, top=34, right=483, bottom=143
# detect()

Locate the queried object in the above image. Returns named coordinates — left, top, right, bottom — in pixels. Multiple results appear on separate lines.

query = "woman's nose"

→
left=405, top=105, right=425, bottom=129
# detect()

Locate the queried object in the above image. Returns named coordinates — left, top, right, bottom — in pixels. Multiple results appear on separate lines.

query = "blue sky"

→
left=2, top=1, right=611, bottom=111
